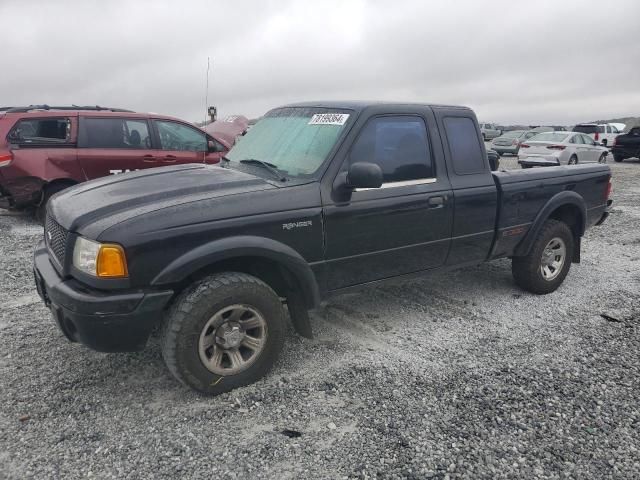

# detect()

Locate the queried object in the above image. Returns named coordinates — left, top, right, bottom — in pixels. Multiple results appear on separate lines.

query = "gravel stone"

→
left=0, top=160, right=639, bottom=479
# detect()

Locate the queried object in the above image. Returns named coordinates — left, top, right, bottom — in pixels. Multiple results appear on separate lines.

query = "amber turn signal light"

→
left=96, top=244, right=128, bottom=278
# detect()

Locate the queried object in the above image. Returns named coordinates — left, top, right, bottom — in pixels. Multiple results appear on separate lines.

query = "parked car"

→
left=572, top=123, right=621, bottom=147
left=204, top=115, right=249, bottom=146
left=0, top=105, right=230, bottom=217
left=490, top=129, right=540, bottom=156
left=479, top=122, right=502, bottom=141
left=611, top=126, right=640, bottom=162
left=518, top=131, right=609, bottom=168
left=34, top=101, right=611, bottom=395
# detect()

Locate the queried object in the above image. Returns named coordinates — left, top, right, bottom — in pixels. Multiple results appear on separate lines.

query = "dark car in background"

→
left=612, top=126, right=640, bottom=162
left=0, top=105, right=229, bottom=217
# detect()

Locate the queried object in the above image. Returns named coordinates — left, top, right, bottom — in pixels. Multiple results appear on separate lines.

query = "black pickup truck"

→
left=612, top=126, right=640, bottom=162
left=34, top=102, right=612, bottom=395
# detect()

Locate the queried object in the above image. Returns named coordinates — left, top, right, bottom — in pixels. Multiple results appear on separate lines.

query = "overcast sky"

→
left=1, top=0, right=639, bottom=125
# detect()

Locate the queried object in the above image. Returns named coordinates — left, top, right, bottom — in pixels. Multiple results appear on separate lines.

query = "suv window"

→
left=8, top=118, right=70, bottom=144
left=155, top=120, right=207, bottom=152
left=349, top=116, right=433, bottom=183
left=443, top=117, right=485, bottom=175
left=573, top=125, right=597, bottom=134
left=82, top=118, right=151, bottom=148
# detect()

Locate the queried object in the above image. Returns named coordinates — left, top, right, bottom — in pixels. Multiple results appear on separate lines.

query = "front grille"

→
left=45, top=215, right=68, bottom=265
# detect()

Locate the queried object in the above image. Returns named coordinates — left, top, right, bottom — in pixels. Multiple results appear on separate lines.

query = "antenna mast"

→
left=204, top=57, right=211, bottom=125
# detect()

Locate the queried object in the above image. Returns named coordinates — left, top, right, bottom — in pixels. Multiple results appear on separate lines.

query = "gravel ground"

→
left=1, top=159, right=639, bottom=479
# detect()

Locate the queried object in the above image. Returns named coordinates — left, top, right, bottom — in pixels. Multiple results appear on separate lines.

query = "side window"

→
left=443, top=117, right=485, bottom=175
left=349, top=116, right=433, bottom=183
left=569, top=135, right=578, bottom=144
left=605, top=126, right=611, bottom=133
left=82, top=117, right=150, bottom=148
left=155, top=121, right=207, bottom=152
left=572, top=134, right=584, bottom=144
left=8, top=118, right=70, bottom=144
left=582, top=134, right=594, bottom=145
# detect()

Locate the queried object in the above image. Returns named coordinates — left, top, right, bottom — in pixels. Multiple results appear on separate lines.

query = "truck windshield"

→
left=226, top=107, right=351, bottom=177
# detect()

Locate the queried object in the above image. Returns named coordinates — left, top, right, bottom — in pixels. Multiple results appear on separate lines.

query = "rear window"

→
left=529, top=132, right=569, bottom=142
left=501, top=130, right=524, bottom=138
left=443, top=117, right=485, bottom=175
left=7, top=118, right=70, bottom=144
left=573, top=125, right=604, bottom=134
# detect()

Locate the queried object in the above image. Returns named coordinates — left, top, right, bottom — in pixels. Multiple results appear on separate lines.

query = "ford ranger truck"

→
left=33, top=102, right=612, bottom=395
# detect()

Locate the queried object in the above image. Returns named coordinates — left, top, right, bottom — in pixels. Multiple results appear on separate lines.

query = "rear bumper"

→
left=518, top=157, right=560, bottom=167
left=595, top=199, right=613, bottom=226
left=33, top=241, right=174, bottom=352
left=492, top=145, right=519, bottom=155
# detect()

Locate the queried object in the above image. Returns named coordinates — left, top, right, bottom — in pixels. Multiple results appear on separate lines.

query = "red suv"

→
left=0, top=105, right=229, bottom=217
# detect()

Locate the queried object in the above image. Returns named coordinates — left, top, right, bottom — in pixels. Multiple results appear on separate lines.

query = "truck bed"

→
left=490, top=164, right=610, bottom=259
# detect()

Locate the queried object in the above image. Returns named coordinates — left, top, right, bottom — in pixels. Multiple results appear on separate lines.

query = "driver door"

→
left=151, top=119, right=213, bottom=165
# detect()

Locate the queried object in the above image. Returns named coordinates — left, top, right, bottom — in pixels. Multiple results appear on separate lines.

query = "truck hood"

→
left=49, top=164, right=275, bottom=235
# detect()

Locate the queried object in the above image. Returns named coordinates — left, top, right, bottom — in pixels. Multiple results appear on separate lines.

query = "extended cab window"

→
left=443, top=117, right=485, bottom=175
left=8, top=118, right=70, bottom=144
left=155, top=120, right=207, bottom=152
left=349, top=116, right=433, bottom=183
left=81, top=118, right=151, bottom=148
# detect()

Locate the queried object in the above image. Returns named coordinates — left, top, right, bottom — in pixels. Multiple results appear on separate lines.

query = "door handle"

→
left=428, top=196, right=444, bottom=208
left=142, top=154, right=156, bottom=163
left=162, top=155, right=177, bottom=163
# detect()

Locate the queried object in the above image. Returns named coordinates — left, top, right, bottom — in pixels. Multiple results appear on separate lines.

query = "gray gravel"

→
left=1, top=159, right=639, bottom=479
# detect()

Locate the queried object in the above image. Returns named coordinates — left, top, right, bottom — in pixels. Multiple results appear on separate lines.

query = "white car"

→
left=572, top=123, right=622, bottom=147
left=518, top=131, right=609, bottom=168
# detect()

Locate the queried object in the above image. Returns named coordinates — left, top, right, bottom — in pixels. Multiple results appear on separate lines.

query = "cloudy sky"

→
left=1, top=0, right=639, bottom=125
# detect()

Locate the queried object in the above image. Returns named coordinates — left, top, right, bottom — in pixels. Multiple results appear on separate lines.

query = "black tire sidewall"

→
left=513, top=220, right=574, bottom=294
left=165, top=274, right=285, bottom=395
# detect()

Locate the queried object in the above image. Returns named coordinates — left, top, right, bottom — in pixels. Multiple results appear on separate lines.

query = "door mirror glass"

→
left=347, top=162, right=383, bottom=189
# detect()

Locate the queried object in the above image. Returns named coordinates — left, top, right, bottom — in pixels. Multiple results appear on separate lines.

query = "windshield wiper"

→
left=239, top=158, right=287, bottom=182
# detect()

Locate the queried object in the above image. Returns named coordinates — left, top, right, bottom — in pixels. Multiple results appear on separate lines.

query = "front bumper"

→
left=33, top=241, right=174, bottom=352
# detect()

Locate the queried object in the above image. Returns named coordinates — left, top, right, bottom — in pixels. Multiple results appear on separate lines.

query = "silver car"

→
left=479, top=123, right=502, bottom=141
left=491, top=130, right=540, bottom=155
left=518, top=132, right=609, bottom=168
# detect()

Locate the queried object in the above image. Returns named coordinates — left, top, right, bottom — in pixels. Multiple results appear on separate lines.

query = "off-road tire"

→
left=512, top=219, right=574, bottom=294
left=161, top=272, right=285, bottom=395
left=614, top=155, right=624, bottom=163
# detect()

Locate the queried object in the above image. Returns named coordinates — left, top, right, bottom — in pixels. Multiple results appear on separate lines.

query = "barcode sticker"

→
left=308, top=113, right=349, bottom=126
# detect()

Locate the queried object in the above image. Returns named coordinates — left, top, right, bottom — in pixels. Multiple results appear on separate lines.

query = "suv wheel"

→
left=161, top=272, right=285, bottom=395
left=614, top=155, right=624, bottom=163
left=511, top=220, right=574, bottom=294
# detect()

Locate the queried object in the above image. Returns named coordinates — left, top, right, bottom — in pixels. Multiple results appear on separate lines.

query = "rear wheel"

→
left=601, top=139, right=608, bottom=147
left=161, top=272, right=285, bottom=395
left=35, top=182, right=74, bottom=222
left=568, top=155, right=578, bottom=165
left=512, top=219, right=574, bottom=294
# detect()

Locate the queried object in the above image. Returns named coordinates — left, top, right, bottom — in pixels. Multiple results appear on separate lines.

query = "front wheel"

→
left=568, top=155, right=578, bottom=165
left=161, top=272, right=285, bottom=395
left=598, top=153, right=607, bottom=164
left=512, top=219, right=574, bottom=294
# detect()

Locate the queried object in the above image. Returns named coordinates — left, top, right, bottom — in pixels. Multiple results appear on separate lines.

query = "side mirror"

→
left=487, top=149, right=500, bottom=171
left=208, top=140, right=220, bottom=152
left=347, top=162, right=383, bottom=189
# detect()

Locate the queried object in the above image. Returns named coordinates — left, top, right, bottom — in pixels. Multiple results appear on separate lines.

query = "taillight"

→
left=594, top=131, right=599, bottom=141
left=546, top=145, right=566, bottom=150
left=520, top=144, right=530, bottom=148
left=0, top=150, right=13, bottom=167
left=605, top=177, right=613, bottom=200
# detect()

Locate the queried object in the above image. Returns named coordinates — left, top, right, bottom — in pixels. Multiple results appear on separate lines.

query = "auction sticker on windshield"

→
left=308, top=113, right=349, bottom=125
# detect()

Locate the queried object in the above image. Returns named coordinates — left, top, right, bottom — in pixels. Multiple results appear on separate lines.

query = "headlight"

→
left=72, top=237, right=128, bottom=278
